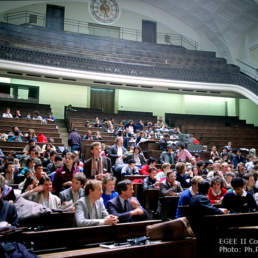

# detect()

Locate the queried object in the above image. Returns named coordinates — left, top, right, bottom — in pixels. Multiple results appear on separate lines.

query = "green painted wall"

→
left=10, top=78, right=90, bottom=119
left=117, top=89, right=236, bottom=118
left=2, top=77, right=258, bottom=126
left=239, top=99, right=258, bottom=126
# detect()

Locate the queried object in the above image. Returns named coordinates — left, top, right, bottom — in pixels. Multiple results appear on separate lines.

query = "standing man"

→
left=107, top=180, right=149, bottom=222
left=84, top=142, right=112, bottom=180
left=68, top=128, right=81, bottom=152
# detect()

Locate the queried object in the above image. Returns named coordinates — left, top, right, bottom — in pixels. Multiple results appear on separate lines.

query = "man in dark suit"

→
left=188, top=181, right=227, bottom=236
left=84, top=142, right=112, bottom=180
left=107, top=180, right=149, bottom=223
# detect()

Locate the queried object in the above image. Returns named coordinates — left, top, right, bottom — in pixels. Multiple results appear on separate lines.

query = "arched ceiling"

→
left=140, top=0, right=258, bottom=63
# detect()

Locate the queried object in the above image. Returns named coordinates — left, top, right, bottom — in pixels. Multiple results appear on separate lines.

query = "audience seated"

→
left=159, top=134, right=170, bottom=151
left=121, top=159, right=139, bottom=178
left=59, top=172, right=86, bottom=211
left=222, top=177, right=257, bottom=213
left=208, top=176, right=227, bottom=204
left=107, top=179, right=149, bottom=222
left=160, top=144, right=175, bottom=165
left=127, top=146, right=146, bottom=168
left=4, top=161, right=19, bottom=185
left=101, top=175, right=118, bottom=208
left=143, top=168, right=159, bottom=191
left=84, top=142, right=112, bottom=180
left=2, top=107, right=13, bottom=118
left=176, top=176, right=203, bottom=218
left=210, top=146, right=219, bottom=161
left=175, top=142, right=193, bottom=162
left=233, top=149, right=247, bottom=169
left=23, top=139, right=42, bottom=154
left=160, top=170, right=183, bottom=197
left=32, top=111, right=43, bottom=121
left=22, top=176, right=61, bottom=210
left=243, top=171, right=257, bottom=195
left=46, top=155, right=63, bottom=175
left=156, top=163, right=171, bottom=182
left=75, top=179, right=118, bottom=227
left=176, top=162, right=191, bottom=188
left=8, top=131, right=22, bottom=142
left=20, top=158, right=35, bottom=176
left=53, top=152, right=79, bottom=195
left=141, top=157, right=158, bottom=175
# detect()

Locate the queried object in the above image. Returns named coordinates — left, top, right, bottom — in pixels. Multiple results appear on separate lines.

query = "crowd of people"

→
left=0, top=113, right=257, bottom=238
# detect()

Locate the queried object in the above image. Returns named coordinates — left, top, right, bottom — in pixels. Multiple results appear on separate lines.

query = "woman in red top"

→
left=208, top=176, right=227, bottom=204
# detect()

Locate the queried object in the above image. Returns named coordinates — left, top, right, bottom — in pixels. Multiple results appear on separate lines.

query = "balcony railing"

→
left=236, top=59, right=258, bottom=81
left=2, top=10, right=198, bottom=50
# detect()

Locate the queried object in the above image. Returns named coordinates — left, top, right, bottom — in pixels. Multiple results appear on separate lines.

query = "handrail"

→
left=2, top=10, right=198, bottom=50
left=236, top=58, right=258, bottom=81
left=236, top=59, right=258, bottom=71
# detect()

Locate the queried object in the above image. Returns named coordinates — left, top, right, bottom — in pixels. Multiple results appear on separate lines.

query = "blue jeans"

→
left=71, top=145, right=80, bottom=152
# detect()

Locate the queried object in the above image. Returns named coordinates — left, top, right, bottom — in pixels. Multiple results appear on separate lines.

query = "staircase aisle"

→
left=55, top=119, right=69, bottom=147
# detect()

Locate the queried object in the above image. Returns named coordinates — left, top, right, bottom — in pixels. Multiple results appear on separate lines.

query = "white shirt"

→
left=2, top=113, right=13, bottom=118
left=116, top=146, right=123, bottom=164
left=72, top=190, right=80, bottom=203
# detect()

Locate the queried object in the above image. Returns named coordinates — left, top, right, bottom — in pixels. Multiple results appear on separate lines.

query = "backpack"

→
left=0, top=242, right=38, bottom=258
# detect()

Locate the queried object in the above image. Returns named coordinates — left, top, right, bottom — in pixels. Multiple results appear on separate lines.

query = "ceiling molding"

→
left=0, top=59, right=257, bottom=104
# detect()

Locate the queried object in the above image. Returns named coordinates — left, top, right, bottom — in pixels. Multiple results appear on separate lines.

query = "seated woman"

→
left=22, top=176, right=61, bottom=210
left=53, top=152, right=79, bottom=195
left=8, top=131, right=22, bottom=142
left=208, top=176, right=227, bottom=204
left=42, top=143, right=56, bottom=155
left=93, top=131, right=103, bottom=141
left=25, top=129, right=37, bottom=143
left=175, top=142, right=193, bottom=163
left=156, top=163, right=171, bottom=183
left=8, top=126, right=23, bottom=137
left=21, top=174, right=38, bottom=193
left=20, top=158, right=35, bottom=176
left=101, top=175, right=118, bottom=208
left=127, top=146, right=146, bottom=169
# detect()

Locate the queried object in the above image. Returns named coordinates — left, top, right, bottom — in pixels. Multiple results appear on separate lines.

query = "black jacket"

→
left=108, top=145, right=127, bottom=166
left=84, top=156, right=112, bottom=179
left=189, top=194, right=223, bottom=236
